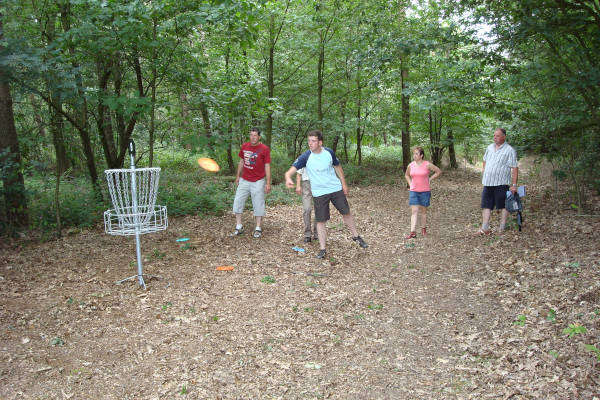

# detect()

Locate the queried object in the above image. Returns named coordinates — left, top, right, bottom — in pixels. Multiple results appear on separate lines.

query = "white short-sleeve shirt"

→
left=482, top=142, right=518, bottom=186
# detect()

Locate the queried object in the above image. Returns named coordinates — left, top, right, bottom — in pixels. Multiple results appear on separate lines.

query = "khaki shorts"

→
left=233, top=178, right=266, bottom=216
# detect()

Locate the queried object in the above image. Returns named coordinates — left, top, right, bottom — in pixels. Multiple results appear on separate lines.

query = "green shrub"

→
left=159, top=176, right=234, bottom=217
left=27, top=176, right=107, bottom=231
left=155, top=149, right=198, bottom=174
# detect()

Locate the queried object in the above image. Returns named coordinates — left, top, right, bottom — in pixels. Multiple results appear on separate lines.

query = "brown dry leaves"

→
left=0, top=161, right=598, bottom=399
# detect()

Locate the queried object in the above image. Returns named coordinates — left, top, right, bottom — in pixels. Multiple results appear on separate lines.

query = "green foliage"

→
left=159, top=172, right=233, bottom=217
left=180, top=385, right=188, bottom=395
left=26, top=176, right=107, bottom=233
left=342, top=146, right=403, bottom=186
left=584, top=344, right=600, bottom=361
left=562, top=324, right=587, bottom=338
left=267, top=149, right=294, bottom=186
left=261, top=276, right=276, bottom=284
left=513, top=315, right=526, bottom=326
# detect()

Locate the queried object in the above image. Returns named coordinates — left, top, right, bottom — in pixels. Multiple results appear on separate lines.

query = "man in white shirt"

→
left=477, top=128, right=519, bottom=234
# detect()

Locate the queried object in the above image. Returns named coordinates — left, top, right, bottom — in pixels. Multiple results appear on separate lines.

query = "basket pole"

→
left=130, top=140, right=147, bottom=289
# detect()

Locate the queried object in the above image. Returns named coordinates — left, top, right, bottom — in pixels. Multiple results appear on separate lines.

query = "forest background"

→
left=1, top=0, right=599, bottom=237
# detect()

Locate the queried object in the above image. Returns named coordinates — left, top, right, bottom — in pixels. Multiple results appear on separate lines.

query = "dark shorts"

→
left=481, top=185, right=509, bottom=210
left=313, top=190, right=350, bottom=222
left=409, top=191, right=431, bottom=207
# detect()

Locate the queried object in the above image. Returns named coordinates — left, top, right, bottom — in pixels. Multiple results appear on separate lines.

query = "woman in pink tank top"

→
left=403, top=147, right=441, bottom=239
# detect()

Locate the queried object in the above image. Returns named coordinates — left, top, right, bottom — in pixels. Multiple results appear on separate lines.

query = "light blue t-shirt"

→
left=292, top=148, right=342, bottom=197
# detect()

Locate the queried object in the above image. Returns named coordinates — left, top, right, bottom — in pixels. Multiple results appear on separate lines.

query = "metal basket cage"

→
left=104, top=205, right=168, bottom=236
left=104, top=167, right=168, bottom=236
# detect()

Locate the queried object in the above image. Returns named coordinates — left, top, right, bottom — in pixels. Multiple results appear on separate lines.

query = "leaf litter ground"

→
left=0, top=162, right=599, bottom=399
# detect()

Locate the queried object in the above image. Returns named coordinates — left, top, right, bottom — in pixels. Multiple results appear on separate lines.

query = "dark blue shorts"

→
left=481, top=185, right=509, bottom=210
left=409, top=191, right=431, bottom=207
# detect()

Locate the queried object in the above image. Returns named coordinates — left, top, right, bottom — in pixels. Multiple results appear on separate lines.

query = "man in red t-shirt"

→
left=232, top=127, right=271, bottom=238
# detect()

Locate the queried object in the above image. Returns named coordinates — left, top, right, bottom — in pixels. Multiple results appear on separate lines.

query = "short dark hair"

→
left=308, top=130, right=323, bottom=142
left=496, top=128, right=506, bottom=136
left=413, top=146, right=425, bottom=158
left=251, top=127, right=261, bottom=135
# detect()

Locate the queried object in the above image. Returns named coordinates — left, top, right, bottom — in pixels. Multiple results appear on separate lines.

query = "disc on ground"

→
left=197, top=157, right=220, bottom=172
left=216, top=265, right=234, bottom=271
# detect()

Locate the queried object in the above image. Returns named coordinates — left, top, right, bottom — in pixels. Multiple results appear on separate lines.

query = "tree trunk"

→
left=355, top=70, right=362, bottom=165
left=448, top=129, right=457, bottom=169
left=401, top=67, right=410, bottom=172
left=0, top=16, right=28, bottom=227
left=199, top=101, right=212, bottom=141
left=265, top=13, right=275, bottom=148
left=44, top=10, right=69, bottom=175
left=148, top=18, right=157, bottom=167
left=429, top=107, right=444, bottom=166
left=60, top=3, right=101, bottom=197
left=29, top=94, right=46, bottom=149
left=224, top=47, right=234, bottom=174
left=49, top=95, right=69, bottom=174
left=97, top=59, right=118, bottom=167
left=317, top=33, right=324, bottom=132
left=54, top=167, right=62, bottom=238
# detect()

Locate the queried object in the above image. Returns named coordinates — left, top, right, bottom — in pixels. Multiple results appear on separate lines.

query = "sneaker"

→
left=352, top=236, right=369, bottom=248
left=231, top=227, right=244, bottom=236
left=253, top=228, right=262, bottom=238
left=405, top=231, right=417, bottom=239
left=304, top=237, right=311, bottom=243
left=316, top=249, right=327, bottom=259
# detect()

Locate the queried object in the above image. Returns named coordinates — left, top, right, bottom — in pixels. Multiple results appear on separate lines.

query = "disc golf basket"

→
left=104, top=140, right=168, bottom=289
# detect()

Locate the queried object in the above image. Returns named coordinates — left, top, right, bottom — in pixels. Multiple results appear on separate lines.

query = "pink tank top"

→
left=409, top=161, right=430, bottom=192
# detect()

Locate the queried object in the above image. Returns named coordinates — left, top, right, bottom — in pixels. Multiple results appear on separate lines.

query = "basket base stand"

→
left=115, top=229, right=160, bottom=290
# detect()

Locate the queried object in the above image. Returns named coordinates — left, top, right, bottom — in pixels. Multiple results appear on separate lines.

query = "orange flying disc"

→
left=216, top=265, right=234, bottom=271
left=197, top=157, right=220, bottom=172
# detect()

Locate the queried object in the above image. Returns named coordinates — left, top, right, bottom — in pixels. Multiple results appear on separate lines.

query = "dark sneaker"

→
left=316, top=249, right=327, bottom=259
left=352, top=236, right=368, bottom=248
left=304, top=237, right=311, bottom=243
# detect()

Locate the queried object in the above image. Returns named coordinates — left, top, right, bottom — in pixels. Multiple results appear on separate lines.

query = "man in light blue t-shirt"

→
left=284, top=130, right=368, bottom=259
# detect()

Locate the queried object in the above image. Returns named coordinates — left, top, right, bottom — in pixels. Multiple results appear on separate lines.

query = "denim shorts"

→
left=408, top=191, right=431, bottom=207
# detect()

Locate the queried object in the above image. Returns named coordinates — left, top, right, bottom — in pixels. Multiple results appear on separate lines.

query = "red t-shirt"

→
left=238, top=142, right=271, bottom=182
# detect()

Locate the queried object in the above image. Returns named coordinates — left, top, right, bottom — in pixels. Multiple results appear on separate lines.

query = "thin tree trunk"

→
left=199, top=102, right=212, bottom=140
left=60, top=3, right=101, bottom=196
left=317, top=33, right=324, bottom=132
left=355, top=70, right=362, bottom=165
left=401, top=67, right=410, bottom=172
left=49, top=95, right=69, bottom=174
left=97, top=59, right=118, bottom=167
left=265, top=13, right=275, bottom=148
left=448, top=129, right=457, bottom=169
left=44, top=9, right=69, bottom=175
left=54, top=168, right=62, bottom=238
left=180, top=92, right=189, bottom=147
left=29, top=94, right=46, bottom=147
left=225, top=48, right=234, bottom=174
left=149, top=18, right=157, bottom=167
